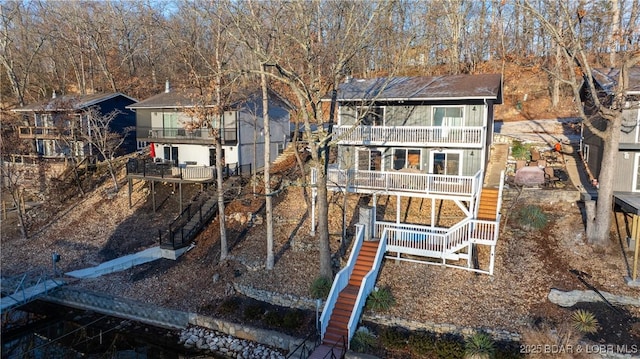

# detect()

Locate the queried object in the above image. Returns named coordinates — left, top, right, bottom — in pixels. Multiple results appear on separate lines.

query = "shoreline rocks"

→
left=179, top=326, right=286, bottom=359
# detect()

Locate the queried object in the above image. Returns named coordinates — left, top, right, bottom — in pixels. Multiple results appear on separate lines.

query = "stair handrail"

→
left=320, top=224, right=365, bottom=341
left=347, top=229, right=388, bottom=348
left=285, top=331, right=318, bottom=359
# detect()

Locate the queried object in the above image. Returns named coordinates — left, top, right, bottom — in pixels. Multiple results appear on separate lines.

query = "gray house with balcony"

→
left=316, top=73, right=504, bottom=272
left=316, top=74, right=505, bottom=350
left=127, top=84, right=291, bottom=174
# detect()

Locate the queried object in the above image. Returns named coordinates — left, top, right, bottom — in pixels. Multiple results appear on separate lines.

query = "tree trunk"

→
left=551, top=44, right=561, bottom=108
left=262, top=64, right=274, bottom=270
left=586, top=117, right=622, bottom=245
left=216, top=136, right=228, bottom=261
left=316, top=168, right=332, bottom=279
left=609, top=0, right=620, bottom=67
left=106, top=159, right=119, bottom=192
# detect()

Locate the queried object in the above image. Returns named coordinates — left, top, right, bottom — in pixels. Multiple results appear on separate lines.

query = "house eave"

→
left=329, top=96, right=500, bottom=103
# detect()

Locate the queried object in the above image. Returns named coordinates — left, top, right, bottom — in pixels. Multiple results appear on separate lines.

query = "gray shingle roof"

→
left=331, top=73, right=503, bottom=103
left=592, top=67, right=640, bottom=95
left=126, top=89, right=209, bottom=109
left=12, top=93, right=137, bottom=112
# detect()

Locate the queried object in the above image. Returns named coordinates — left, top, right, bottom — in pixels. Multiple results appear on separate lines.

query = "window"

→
left=431, top=151, right=460, bottom=176
left=393, top=149, right=422, bottom=170
left=163, top=113, right=178, bottom=129
left=357, top=106, right=384, bottom=126
left=433, top=107, right=463, bottom=137
left=357, top=149, right=382, bottom=171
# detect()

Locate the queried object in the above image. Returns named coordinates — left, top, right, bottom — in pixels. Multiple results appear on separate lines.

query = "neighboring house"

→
left=127, top=83, right=291, bottom=174
left=12, top=92, right=138, bottom=161
left=316, top=74, right=504, bottom=350
left=581, top=67, right=640, bottom=193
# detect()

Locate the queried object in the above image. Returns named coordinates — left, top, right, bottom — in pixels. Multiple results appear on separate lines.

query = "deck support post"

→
left=489, top=244, right=496, bottom=275
left=632, top=215, right=640, bottom=281
left=431, top=198, right=436, bottom=227
left=128, top=178, right=133, bottom=208
left=373, top=194, right=377, bottom=238
left=179, top=182, right=183, bottom=213
left=311, top=188, right=316, bottom=235
left=467, top=243, right=473, bottom=268
left=396, top=195, right=401, bottom=224
left=152, top=180, right=156, bottom=213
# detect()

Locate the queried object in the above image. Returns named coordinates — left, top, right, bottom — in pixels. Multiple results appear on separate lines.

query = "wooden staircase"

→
left=477, top=188, right=500, bottom=221
left=322, top=240, right=380, bottom=350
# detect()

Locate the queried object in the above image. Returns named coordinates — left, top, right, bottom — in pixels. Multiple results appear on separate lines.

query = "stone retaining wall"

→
left=362, top=314, right=521, bottom=342
left=233, top=282, right=321, bottom=311
left=232, top=283, right=522, bottom=343
left=43, top=287, right=304, bottom=354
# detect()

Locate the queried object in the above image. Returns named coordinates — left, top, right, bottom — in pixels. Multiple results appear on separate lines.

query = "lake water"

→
left=1, top=301, right=224, bottom=359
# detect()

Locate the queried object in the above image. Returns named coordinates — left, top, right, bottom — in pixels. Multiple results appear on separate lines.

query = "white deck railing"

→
left=320, top=224, right=365, bottom=341
left=323, top=168, right=481, bottom=197
left=333, top=125, right=484, bottom=147
left=347, top=230, right=387, bottom=348
left=381, top=219, right=498, bottom=256
left=171, top=166, right=216, bottom=180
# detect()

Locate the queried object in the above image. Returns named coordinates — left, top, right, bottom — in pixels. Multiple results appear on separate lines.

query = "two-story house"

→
left=316, top=74, right=504, bottom=350
left=12, top=92, right=138, bottom=161
left=127, top=83, right=291, bottom=176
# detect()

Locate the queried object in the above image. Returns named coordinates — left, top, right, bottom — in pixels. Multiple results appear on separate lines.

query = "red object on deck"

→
left=554, top=142, right=562, bottom=152
left=149, top=143, right=155, bottom=158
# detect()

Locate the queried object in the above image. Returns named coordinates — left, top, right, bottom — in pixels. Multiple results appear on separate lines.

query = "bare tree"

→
left=524, top=0, right=640, bottom=245
left=0, top=1, right=45, bottom=106
left=0, top=161, right=29, bottom=239
left=229, top=0, right=403, bottom=279
left=81, top=108, right=132, bottom=192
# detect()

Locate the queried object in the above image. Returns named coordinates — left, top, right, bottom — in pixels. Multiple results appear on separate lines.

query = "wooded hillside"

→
left=1, top=1, right=635, bottom=118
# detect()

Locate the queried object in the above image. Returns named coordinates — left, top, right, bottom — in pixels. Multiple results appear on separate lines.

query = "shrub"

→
left=243, top=304, right=264, bottom=321
left=511, top=141, right=531, bottom=161
left=517, top=205, right=548, bottom=230
left=435, top=334, right=465, bottom=359
left=217, top=298, right=240, bottom=315
left=408, top=331, right=436, bottom=356
left=282, top=310, right=303, bottom=330
left=263, top=311, right=282, bottom=327
left=310, top=276, right=332, bottom=299
left=365, top=286, right=396, bottom=312
left=380, top=326, right=409, bottom=350
left=350, top=327, right=376, bottom=353
left=464, top=332, right=496, bottom=359
left=572, top=309, right=599, bottom=334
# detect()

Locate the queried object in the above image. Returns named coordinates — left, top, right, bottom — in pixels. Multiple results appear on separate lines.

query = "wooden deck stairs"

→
left=311, top=240, right=380, bottom=358
left=477, top=188, right=500, bottom=221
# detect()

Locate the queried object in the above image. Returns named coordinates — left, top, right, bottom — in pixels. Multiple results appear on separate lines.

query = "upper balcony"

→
left=18, top=126, right=75, bottom=139
left=332, top=125, right=484, bottom=148
left=137, top=126, right=238, bottom=145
